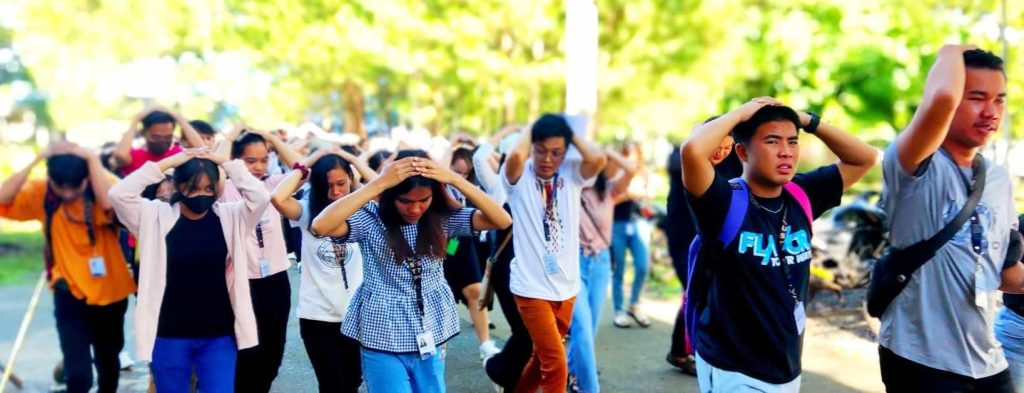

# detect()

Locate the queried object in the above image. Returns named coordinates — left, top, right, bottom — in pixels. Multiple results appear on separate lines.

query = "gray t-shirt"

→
left=879, top=144, right=1017, bottom=378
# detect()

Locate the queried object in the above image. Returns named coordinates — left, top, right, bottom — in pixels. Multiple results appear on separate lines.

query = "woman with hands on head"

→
left=269, top=147, right=368, bottom=392
left=311, top=150, right=511, bottom=393
left=107, top=147, right=270, bottom=393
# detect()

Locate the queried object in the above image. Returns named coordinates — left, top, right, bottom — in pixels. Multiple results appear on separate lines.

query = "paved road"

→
left=0, top=269, right=882, bottom=392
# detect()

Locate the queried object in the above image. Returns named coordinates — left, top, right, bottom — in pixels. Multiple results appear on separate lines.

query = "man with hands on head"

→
left=681, top=97, right=876, bottom=393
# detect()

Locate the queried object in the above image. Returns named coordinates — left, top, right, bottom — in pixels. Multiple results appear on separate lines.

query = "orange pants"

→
left=513, top=295, right=576, bottom=393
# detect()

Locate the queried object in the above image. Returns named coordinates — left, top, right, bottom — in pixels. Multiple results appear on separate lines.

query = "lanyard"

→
left=538, top=174, right=559, bottom=244
left=774, top=206, right=799, bottom=303
left=403, top=256, right=426, bottom=320
left=61, top=198, right=96, bottom=248
left=255, top=221, right=267, bottom=256
left=330, top=239, right=350, bottom=290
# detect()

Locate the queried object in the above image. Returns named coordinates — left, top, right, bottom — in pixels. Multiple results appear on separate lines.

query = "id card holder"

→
left=88, top=256, right=107, bottom=278
left=417, top=331, right=437, bottom=360
left=446, top=238, right=460, bottom=256
left=974, top=261, right=988, bottom=309
left=794, top=301, right=806, bottom=335
left=543, top=254, right=560, bottom=276
left=259, top=257, right=272, bottom=278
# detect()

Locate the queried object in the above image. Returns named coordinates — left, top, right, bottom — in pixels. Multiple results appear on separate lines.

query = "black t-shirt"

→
left=158, top=211, right=234, bottom=338
left=685, top=164, right=843, bottom=383
left=666, top=148, right=744, bottom=261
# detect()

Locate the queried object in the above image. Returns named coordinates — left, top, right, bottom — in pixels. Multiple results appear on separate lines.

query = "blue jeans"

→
left=696, top=352, right=800, bottom=393
left=151, top=336, right=237, bottom=393
left=568, top=249, right=612, bottom=393
left=611, top=220, right=650, bottom=312
left=995, top=306, right=1024, bottom=392
left=361, top=347, right=446, bottom=393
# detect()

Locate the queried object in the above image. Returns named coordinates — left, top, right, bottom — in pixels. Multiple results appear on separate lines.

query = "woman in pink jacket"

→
left=108, top=148, right=269, bottom=393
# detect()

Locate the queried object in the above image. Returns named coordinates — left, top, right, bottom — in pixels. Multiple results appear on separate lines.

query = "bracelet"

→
left=292, top=163, right=310, bottom=180
left=803, top=112, right=820, bottom=134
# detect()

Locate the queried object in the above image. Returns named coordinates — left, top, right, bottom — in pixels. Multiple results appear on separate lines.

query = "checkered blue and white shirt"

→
left=340, top=201, right=476, bottom=353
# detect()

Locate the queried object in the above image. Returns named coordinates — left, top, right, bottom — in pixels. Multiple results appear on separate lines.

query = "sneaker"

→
left=613, top=312, right=632, bottom=328
left=479, top=340, right=501, bottom=360
left=119, top=351, right=135, bottom=370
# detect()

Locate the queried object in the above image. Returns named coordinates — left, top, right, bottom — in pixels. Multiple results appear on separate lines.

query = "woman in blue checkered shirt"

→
left=311, top=149, right=512, bottom=392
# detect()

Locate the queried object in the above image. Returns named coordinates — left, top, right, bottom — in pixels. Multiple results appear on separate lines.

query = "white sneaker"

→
left=613, top=312, right=632, bottom=328
left=479, top=340, right=501, bottom=360
left=119, top=351, right=135, bottom=370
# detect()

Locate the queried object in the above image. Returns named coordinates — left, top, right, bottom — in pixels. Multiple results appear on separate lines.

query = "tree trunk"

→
left=342, top=79, right=366, bottom=138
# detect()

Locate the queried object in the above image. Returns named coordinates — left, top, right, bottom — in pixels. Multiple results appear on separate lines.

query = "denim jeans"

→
left=151, top=335, right=237, bottom=393
left=995, top=306, right=1024, bottom=393
left=611, top=220, right=650, bottom=312
left=360, top=347, right=446, bottom=393
left=568, top=249, right=611, bottom=393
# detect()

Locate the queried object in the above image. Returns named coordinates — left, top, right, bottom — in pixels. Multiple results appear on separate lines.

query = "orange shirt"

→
left=0, top=178, right=136, bottom=305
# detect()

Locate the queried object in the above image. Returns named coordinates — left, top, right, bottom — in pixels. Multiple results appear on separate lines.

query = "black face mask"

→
left=147, top=141, right=173, bottom=156
left=179, top=194, right=216, bottom=214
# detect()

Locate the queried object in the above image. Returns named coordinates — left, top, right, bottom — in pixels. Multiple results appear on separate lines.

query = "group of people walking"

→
left=1, top=44, right=1022, bottom=393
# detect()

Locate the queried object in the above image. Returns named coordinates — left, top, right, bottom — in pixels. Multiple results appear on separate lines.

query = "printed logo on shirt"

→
left=315, top=240, right=350, bottom=269
left=736, top=228, right=812, bottom=267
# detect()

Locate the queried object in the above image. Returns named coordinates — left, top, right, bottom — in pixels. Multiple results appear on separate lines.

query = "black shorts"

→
left=444, top=235, right=482, bottom=304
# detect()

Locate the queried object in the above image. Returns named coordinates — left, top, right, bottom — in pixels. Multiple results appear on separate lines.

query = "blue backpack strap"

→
left=718, top=179, right=750, bottom=247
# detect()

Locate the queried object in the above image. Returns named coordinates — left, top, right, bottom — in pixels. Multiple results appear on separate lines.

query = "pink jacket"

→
left=108, top=160, right=269, bottom=361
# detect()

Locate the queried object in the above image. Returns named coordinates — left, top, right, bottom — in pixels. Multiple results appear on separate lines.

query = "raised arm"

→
left=798, top=113, right=879, bottom=191
left=472, top=141, right=503, bottom=196
left=111, top=150, right=195, bottom=235
left=112, top=108, right=153, bottom=168
left=894, top=44, right=976, bottom=175
left=572, top=133, right=608, bottom=180
left=336, top=148, right=378, bottom=183
left=311, top=157, right=419, bottom=238
left=163, top=106, right=204, bottom=149
left=250, top=128, right=303, bottom=169
left=412, top=159, right=512, bottom=231
left=504, top=125, right=532, bottom=185
left=270, top=169, right=306, bottom=221
left=681, top=97, right=781, bottom=198
left=0, top=149, right=46, bottom=205
left=605, top=148, right=637, bottom=198
left=69, top=144, right=116, bottom=210
left=203, top=150, right=270, bottom=229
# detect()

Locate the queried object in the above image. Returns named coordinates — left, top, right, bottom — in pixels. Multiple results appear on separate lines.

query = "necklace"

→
left=749, top=194, right=784, bottom=214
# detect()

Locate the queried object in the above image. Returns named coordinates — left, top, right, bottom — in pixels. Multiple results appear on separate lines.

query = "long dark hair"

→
left=451, top=147, right=477, bottom=186
left=593, top=171, right=608, bottom=201
left=169, top=158, right=220, bottom=204
left=379, top=149, right=457, bottom=263
left=308, top=153, right=354, bottom=231
left=231, top=132, right=267, bottom=159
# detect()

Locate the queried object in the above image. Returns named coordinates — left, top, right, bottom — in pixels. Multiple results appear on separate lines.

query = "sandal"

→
left=627, top=309, right=651, bottom=328
left=666, top=353, right=698, bottom=376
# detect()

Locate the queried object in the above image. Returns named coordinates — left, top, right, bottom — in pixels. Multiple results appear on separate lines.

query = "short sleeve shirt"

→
left=879, top=145, right=1016, bottom=378
left=340, top=201, right=476, bottom=353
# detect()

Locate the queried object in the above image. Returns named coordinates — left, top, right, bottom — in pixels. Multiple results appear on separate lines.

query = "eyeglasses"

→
left=532, top=147, right=565, bottom=160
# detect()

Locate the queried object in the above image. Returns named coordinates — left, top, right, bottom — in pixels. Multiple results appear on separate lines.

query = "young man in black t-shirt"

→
left=679, top=98, right=877, bottom=392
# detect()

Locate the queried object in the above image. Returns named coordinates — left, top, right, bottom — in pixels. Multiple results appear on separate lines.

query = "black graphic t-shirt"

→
left=685, top=164, right=843, bottom=384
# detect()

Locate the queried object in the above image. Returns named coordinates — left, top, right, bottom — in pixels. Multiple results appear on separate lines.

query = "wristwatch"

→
left=803, top=112, right=820, bottom=134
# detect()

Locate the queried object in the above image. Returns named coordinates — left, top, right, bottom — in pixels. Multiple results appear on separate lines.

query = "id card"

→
left=793, top=301, right=806, bottom=335
left=446, top=238, right=460, bottom=256
left=974, top=262, right=988, bottom=310
left=259, top=258, right=272, bottom=278
left=88, top=256, right=107, bottom=278
left=625, top=222, right=636, bottom=236
left=543, top=254, right=560, bottom=276
left=417, top=331, right=437, bottom=360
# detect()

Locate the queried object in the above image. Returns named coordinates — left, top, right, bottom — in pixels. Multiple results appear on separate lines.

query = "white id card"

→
left=260, top=258, right=272, bottom=278
left=88, top=256, right=107, bottom=278
left=543, top=254, right=560, bottom=276
left=794, top=301, right=806, bottom=335
left=417, top=331, right=437, bottom=360
left=974, top=262, right=988, bottom=310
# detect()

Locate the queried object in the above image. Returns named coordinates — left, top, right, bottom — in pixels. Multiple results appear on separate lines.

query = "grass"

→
left=0, top=222, right=46, bottom=286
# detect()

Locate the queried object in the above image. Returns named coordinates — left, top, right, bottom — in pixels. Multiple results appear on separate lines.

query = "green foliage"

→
left=7, top=0, right=1023, bottom=146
